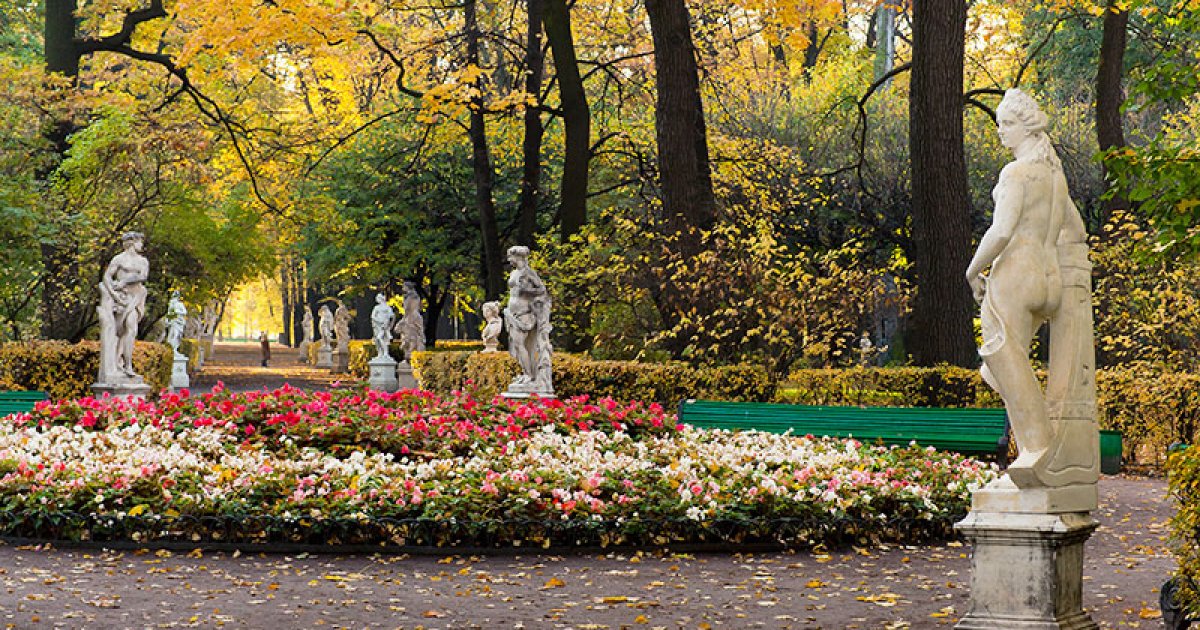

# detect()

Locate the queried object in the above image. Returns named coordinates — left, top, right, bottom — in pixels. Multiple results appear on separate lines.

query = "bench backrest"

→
left=0, top=390, right=48, bottom=416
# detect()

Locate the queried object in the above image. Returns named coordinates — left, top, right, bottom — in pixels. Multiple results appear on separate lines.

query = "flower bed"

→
left=0, top=385, right=998, bottom=549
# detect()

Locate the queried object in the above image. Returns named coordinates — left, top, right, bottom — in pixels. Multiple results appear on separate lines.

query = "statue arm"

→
left=966, top=168, right=1024, bottom=302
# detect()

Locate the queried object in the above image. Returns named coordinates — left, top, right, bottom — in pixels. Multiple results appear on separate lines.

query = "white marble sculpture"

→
left=94, top=232, right=151, bottom=395
left=370, top=293, right=395, bottom=360
left=297, top=307, right=314, bottom=363
left=394, top=282, right=425, bottom=359
left=333, top=302, right=351, bottom=353
left=317, top=305, right=334, bottom=350
left=502, top=246, right=554, bottom=397
left=166, top=291, right=187, bottom=357
left=957, top=88, right=1100, bottom=629
left=481, top=300, right=502, bottom=353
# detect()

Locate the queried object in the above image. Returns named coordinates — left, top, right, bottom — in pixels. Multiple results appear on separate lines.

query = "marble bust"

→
left=96, top=231, right=149, bottom=386
left=965, top=88, right=1099, bottom=494
left=481, top=300, right=502, bottom=353
left=370, top=293, right=395, bottom=360
left=502, top=246, right=553, bottom=396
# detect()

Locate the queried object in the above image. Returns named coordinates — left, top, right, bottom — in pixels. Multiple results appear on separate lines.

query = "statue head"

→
left=507, top=245, right=530, bottom=267
left=483, top=301, right=499, bottom=318
left=996, top=89, right=1060, bottom=168
left=121, top=231, right=145, bottom=251
left=376, top=292, right=386, bottom=304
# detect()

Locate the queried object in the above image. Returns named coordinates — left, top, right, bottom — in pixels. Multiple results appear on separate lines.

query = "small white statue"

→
left=96, top=231, right=149, bottom=385
left=394, top=281, right=425, bottom=359
left=297, top=307, right=314, bottom=361
left=166, top=290, right=187, bottom=357
left=502, top=246, right=553, bottom=396
left=317, top=304, right=333, bottom=350
left=333, top=302, right=351, bottom=352
left=965, top=88, right=1098, bottom=490
left=481, top=300, right=503, bottom=353
left=370, top=293, right=395, bottom=360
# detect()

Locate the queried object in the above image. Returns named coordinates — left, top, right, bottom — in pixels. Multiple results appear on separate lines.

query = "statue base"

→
left=501, top=381, right=556, bottom=400
left=297, top=340, right=311, bottom=364
left=91, top=382, right=153, bottom=401
left=170, top=354, right=190, bottom=390
left=368, top=356, right=398, bottom=391
left=954, top=510, right=1099, bottom=629
left=397, top=361, right=418, bottom=390
left=331, top=347, right=349, bottom=374
left=315, top=346, right=333, bottom=369
left=972, top=476, right=1098, bottom=514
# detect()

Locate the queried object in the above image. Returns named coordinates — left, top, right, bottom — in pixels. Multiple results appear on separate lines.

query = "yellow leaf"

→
left=543, top=577, right=565, bottom=589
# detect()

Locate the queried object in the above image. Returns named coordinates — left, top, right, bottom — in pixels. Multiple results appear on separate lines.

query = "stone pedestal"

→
left=955, top=509, right=1099, bottom=629
left=315, top=345, right=333, bottom=369
left=170, top=354, right=190, bottom=390
left=92, top=382, right=153, bottom=401
left=331, top=347, right=349, bottom=374
left=297, top=340, right=311, bottom=364
left=368, top=356, right=398, bottom=391
left=396, top=361, right=418, bottom=390
left=502, top=381, right=556, bottom=400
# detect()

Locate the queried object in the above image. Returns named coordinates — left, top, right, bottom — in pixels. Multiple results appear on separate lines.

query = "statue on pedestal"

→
left=394, top=281, right=425, bottom=359
left=317, top=305, right=333, bottom=350
left=333, top=301, right=351, bottom=352
left=166, top=291, right=187, bottom=357
left=370, top=293, right=395, bottom=360
left=502, top=246, right=553, bottom=396
left=481, top=301, right=502, bottom=353
left=297, top=307, right=314, bottom=362
left=96, top=231, right=150, bottom=388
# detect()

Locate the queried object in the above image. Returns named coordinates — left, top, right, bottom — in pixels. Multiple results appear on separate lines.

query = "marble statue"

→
left=394, top=282, right=425, bottom=359
left=317, top=305, right=334, bottom=350
left=166, top=291, right=187, bottom=357
left=502, top=246, right=553, bottom=396
left=965, top=88, right=1099, bottom=493
left=370, top=293, right=395, bottom=359
left=481, top=301, right=502, bottom=353
left=333, top=302, right=351, bottom=352
left=96, top=231, right=149, bottom=386
left=297, top=307, right=314, bottom=362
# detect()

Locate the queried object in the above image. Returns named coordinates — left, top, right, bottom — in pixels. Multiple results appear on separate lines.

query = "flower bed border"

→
left=0, top=511, right=965, bottom=554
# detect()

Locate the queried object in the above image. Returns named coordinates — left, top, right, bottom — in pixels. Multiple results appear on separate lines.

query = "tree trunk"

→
left=645, top=0, right=716, bottom=248
left=517, top=0, right=545, bottom=248
left=544, top=0, right=591, bottom=242
left=465, top=0, right=505, bottom=301
left=280, top=258, right=293, bottom=346
left=1095, top=2, right=1128, bottom=227
left=425, top=284, right=447, bottom=346
left=907, top=0, right=976, bottom=367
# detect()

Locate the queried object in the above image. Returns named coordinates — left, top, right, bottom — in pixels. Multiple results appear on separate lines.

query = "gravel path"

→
left=189, top=342, right=347, bottom=393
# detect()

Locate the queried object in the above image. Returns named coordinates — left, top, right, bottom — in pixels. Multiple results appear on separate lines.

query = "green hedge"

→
left=410, top=351, right=774, bottom=404
left=0, top=340, right=173, bottom=400
left=780, top=366, right=1002, bottom=408
left=1168, top=447, right=1200, bottom=616
left=178, top=338, right=201, bottom=373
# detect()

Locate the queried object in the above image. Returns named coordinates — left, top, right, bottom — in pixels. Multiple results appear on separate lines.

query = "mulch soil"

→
left=0, top=345, right=1175, bottom=628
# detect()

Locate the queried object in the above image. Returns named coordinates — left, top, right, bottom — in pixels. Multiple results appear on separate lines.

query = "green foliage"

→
left=0, top=341, right=172, bottom=400
left=412, top=351, right=774, bottom=405
left=781, top=366, right=1002, bottom=408
left=1168, top=445, right=1200, bottom=616
left=177, top=338, right=202, bottom=373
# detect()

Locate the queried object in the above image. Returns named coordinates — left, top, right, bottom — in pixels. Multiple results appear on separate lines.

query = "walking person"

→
left=259, top=330, right=271, bottom=367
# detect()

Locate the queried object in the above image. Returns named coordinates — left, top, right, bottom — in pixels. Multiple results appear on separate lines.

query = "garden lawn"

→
left=0, top=385, right=998, bottom=549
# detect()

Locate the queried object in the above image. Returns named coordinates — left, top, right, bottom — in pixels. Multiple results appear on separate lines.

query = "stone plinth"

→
left=502, top=381, right=555, bottom=400
left=170, top=354, right=190, bottom=390
left=332, top=347, right=349, bottom=374
left=315, top=346, right=333, bottom=369
left=955, top=510, right=1098, bottom=629
left=368, top=356, right=398, bottom=391
left=396, top=361, right=418, bottom=390
left=92, top=382, right=153, bottom=401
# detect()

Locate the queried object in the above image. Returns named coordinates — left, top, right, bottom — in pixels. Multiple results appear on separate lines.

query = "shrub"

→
left=780, top=366, right=1001, bottom=408
left=414, top=351, right=774, bottom=405
left=177, top=338, right=201, bottom=372
left=1168, top=447, right=1200, bottom=616
left=0, top=340, right=172, bottom=400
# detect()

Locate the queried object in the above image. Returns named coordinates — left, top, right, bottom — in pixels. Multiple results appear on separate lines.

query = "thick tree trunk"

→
left=464, top=0, right=505, bottom=301
left=425, top=284, right=446, bottom=347
left=907, top=0, right=976, bottom=367
left=517, top=0, right=545, bottom=248
left=280, top=259, right=293, bottom=346
left=1095, top=2, right=1128, bottom=226
left=645, top=0, right=716, bottom=248
left=543, top=0, right=591, bottom=242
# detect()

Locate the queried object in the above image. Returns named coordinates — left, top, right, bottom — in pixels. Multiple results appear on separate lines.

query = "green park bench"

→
left=0, top=390, right=48, bottom=416
left=679, top=399, right=1012, bottom=460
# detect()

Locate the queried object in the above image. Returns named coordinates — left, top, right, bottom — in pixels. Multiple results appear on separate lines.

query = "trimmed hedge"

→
left=410, top=351, right=774, bottom=404
left=177, top=338, right=202, bottom=373
left=780, top=366, right=1001, bottom=408
left=0, top=340, right=173, bottom=400
left=1168, top=447, right=1200, bottom=616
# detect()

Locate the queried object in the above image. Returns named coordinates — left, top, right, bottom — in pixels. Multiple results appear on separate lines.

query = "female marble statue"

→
left=333, top=302, right=351, bottom=351
left=166, top=291, right=187, bottom=357
left=965, top=89, right=1098, bottom=489
left=370, top=293, right=395, bottom=359
left=481, top=301, right=503, bottom=353
left=317, top=305, right=334, bottom=350
left=502, top=246, right=553, bottom=394
left=97, top=232, right=149, bottom=384
left=394, top=282, right=425, bottom=359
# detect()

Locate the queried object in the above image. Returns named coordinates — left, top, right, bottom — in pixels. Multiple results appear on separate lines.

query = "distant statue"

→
left=481, top=301, right=503, bottom=353
left=502, top=246, right=553, bottom=395
left=333, top=302, right=351, bottom=352
left=166, top=290, right=187, bottom=357
left=965, top=88, right=1098, bottom=490
left=394, top=281, right=425, bottom=359
left=184, top=314, right=202, bottom=339
left=317, top=305, right=333, bottom=350
left=96, top=231, right=149, bottom=385
left=297, top=307, right=314, bottom=362
left=370, top=293, right=395, bottom=360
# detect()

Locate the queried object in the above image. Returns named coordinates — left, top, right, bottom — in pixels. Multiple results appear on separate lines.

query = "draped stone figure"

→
left=370, top=293, right=395, bottom=359
left=965, top=88, right=1099, bottom=492
left=297, top=307, right=314, bottom=362
left=165, top=291, right=187, bottom=357
left=333, top=302, right=351, bottom=353
left=96, top=232, right=149, bottom=386
left=317, top=305, right=334, bottom=350
left=394, top=282, right=425, bottom=359
left=502, top=246, right=553, bottom=396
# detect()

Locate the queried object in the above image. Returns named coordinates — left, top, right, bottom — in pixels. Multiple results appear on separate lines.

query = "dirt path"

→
left=0, top=475, right=1174, bottom=628
left=189, top=342, right=353, bottom=393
